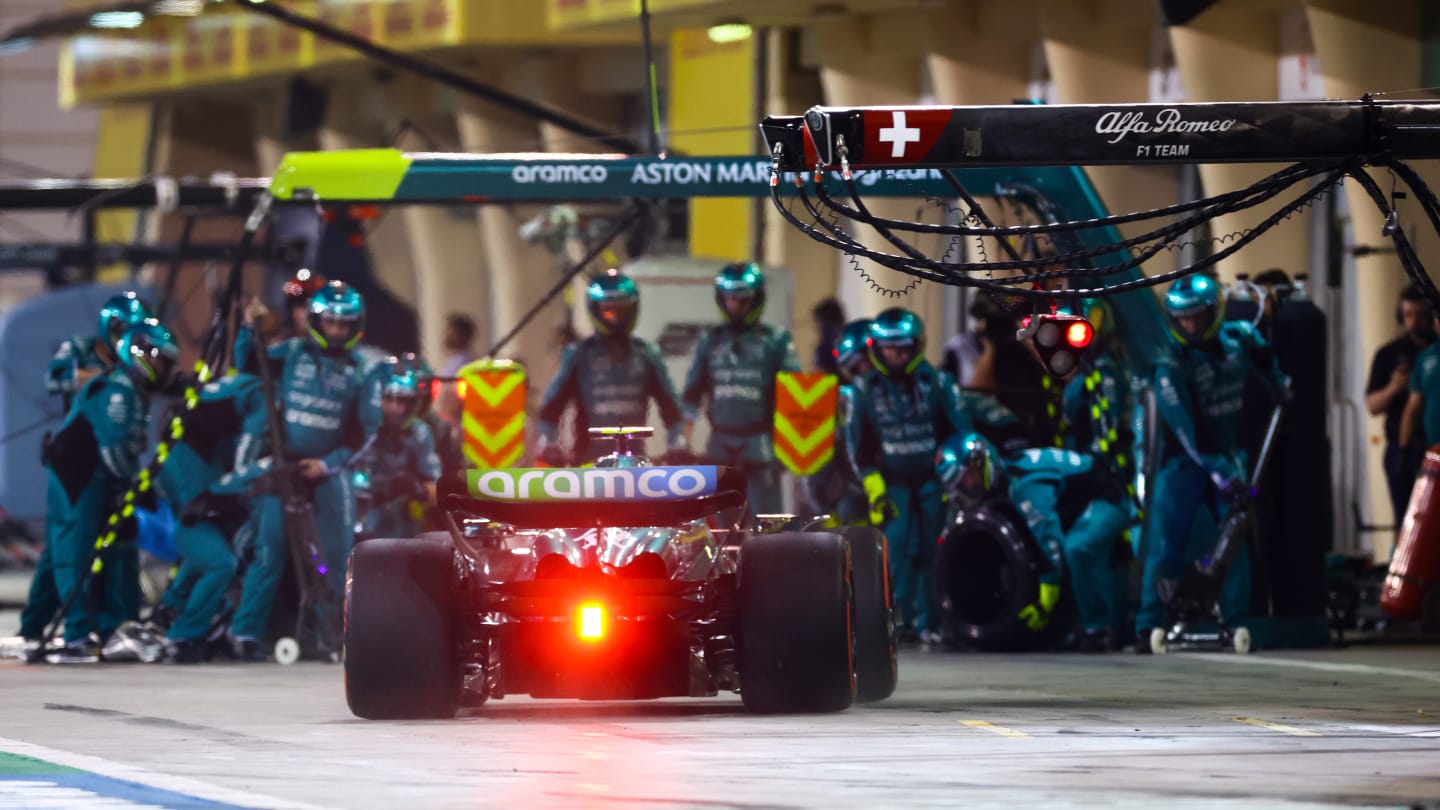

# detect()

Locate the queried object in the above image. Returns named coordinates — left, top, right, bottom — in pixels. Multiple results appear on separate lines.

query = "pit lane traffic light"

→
left=1031, top=314, right=1094, bottom=376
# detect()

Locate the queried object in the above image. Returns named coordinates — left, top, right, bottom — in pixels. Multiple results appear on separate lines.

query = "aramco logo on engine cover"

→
left=467, top=467, right=719, bottom=501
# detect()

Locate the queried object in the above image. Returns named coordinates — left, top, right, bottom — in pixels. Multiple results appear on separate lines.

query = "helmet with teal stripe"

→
left=833, top=318, right=873, bottom=382
left=98, top=291, right=153, bottom=348
left=379, top=355, right=421, bottom=427
left=936, top=432, right=1008, bottom=505
left=116, top=318, right=180, bottom=392
left=1164, top=274, right=1224, bottom=346
left=714, top=262, right=766, bottom=328
left=397, top=352, right=436, bottom=417
left=868, top=307, right=926, bottom=378
left=587, top=269, right=639, bottom=336
left=307, top=281, right=365, bottom=354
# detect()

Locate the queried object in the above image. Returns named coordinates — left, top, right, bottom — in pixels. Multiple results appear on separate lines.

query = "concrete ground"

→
left=1, top=603, right=1438, bottom=810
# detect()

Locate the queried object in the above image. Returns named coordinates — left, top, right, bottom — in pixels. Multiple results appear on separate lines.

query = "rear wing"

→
left=438, top=465, right=749, bottom=529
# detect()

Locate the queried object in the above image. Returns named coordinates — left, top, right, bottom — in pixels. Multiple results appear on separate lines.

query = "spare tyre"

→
left=935, top=504, right=1055, bottom=652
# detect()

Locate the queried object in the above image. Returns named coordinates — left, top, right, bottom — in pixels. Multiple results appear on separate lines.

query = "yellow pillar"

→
left=91, top=103, right=153, bottom=281
left=1041, top=0, right=1181, bottom=260
left=1169, top=5, right=1312, bottom=283
left=812, top=15, right=940, bottom=359
left=670, top=27, right=757, bottom=263
left=763, top=27, right=833, bottom=368
left=1308, top=0, right=1429, bottom=560
left=317, top=83, right=417, bottom=309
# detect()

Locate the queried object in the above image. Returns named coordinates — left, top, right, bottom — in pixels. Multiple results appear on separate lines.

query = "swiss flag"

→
left=860, top=108, right=949, bottom=165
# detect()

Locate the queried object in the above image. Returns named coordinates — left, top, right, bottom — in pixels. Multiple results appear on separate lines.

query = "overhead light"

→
left=706, top=22, right=751, bottom=44
left=151, top=0, right=206, bottom=14
left=89, top=11, right=145, bottom=29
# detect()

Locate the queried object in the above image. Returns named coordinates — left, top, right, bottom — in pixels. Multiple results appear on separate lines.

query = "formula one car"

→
left=343, top=428, right=896, bottom=719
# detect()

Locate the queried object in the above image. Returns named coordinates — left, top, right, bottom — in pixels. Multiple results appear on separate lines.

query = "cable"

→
left=0, top=412, right=61, bottom=448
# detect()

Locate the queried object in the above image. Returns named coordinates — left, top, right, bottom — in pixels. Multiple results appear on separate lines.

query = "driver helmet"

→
left=397, top=352, right=436, bottom=418
left=587, top=269, right=639, bottom=336
left=307, top=281, right=365, bottom=354
left=379, top=356, right=421, bottom=427
left=116, top=318, right=181, bottom=393
left=98, top=292, right=153, bottom=349
left=1164, top=274, right=1225, bottom=347
left=868, top=308, right=926, bottom=379
left=935, top=432, right=1008, bottom=505
left=833, top=318, right=873, bottom=383
left=714, top=262, right=766, bottom=328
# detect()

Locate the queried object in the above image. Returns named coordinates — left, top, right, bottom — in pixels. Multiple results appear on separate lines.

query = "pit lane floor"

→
left=1, top=619, right=1438, bottom=810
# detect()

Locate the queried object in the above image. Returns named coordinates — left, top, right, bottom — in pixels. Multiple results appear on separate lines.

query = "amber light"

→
left=578, top=602, right=606, bottom=641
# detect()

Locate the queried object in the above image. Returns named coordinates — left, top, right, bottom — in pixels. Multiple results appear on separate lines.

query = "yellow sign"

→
left=459, top=359, right=528, bottom=470
left=773, top=372, right=839, bottom=477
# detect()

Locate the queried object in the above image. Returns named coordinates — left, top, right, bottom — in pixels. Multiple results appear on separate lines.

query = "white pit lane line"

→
left=1197, top=653, right=1440, bottom=685
left=0, top=737, right=326, bottom=810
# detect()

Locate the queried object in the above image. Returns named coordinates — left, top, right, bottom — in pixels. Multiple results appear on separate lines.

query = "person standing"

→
left=1370, top=286, right=1435, bottom=526
left=681, top=263, right=800, bottom=515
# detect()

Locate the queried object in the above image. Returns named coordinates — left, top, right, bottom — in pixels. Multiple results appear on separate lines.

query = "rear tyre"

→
left=841, top=526, right=897, bottom=703
left=738, top=532, right=855, bottom=714
left=345, top=536, right=460, bottom=719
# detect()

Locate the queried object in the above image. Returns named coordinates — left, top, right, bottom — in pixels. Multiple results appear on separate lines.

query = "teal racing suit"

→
left=155, top=374, right=269, bottom=644
left=682, top=323, right=801, bottom=513
left=22, top=370, right=150, bottom=644
left=1057, top=353, right=1139, bottom=635
left=1138, top=321, right=1288, bottom=634
left=229, top=333, right=381, bottom=642
left=46, top=335, right=111, bottom=407
left=538, top=334, right=687, bottom=461
left=1007, top=447, right=1129, bottom=636
left=847, top=363, right=971, bottom=633
left=358, top=418, right=442, bottom=539
left=805, top=385, right=868, bottom=525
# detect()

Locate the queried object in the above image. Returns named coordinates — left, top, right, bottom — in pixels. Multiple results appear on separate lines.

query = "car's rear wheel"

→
left=841, top=526, right=897, bottom=703
left=345, top=536, right=460, bottom=719
left=738, top=531, right=855, bottom=713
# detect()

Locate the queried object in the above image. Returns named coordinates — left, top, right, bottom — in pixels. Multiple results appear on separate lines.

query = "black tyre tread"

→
left=738, top=531, right=855, bottom=714
left=841, top=526, right=897, bottom=703
left=936, top=505, right=1049, bottom=652
left=345, top=536, right=460, bottom=719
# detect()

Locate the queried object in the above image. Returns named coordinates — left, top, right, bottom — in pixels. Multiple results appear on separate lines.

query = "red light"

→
left=1066, top=321, right=1094, bottom=348
left=577, top=602, right=606, bottom=641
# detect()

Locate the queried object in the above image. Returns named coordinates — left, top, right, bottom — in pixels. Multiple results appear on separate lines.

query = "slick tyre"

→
left=344, top=536, right=460, bottom=719
left=841, top=526, right=897, bottom=703
left=738, top=532, right=855, bottom=714
left=935, top=505, right=1050, bottom=652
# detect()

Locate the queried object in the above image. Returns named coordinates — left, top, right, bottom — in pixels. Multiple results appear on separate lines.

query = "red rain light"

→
left=1066, top=321, right=1094, bottom=348
left=578, top=602, right=606, bottom=641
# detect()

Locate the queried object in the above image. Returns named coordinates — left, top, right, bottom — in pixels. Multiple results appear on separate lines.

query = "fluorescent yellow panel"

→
left=669, top=27, right=755, bottom=260
left=91, top=104, right=154, bottom=281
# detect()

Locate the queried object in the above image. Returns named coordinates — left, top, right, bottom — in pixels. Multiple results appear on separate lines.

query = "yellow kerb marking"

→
left=959, top=720, right=1031, bottom=738
left=1233, top=717, right=1321, bottom=737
